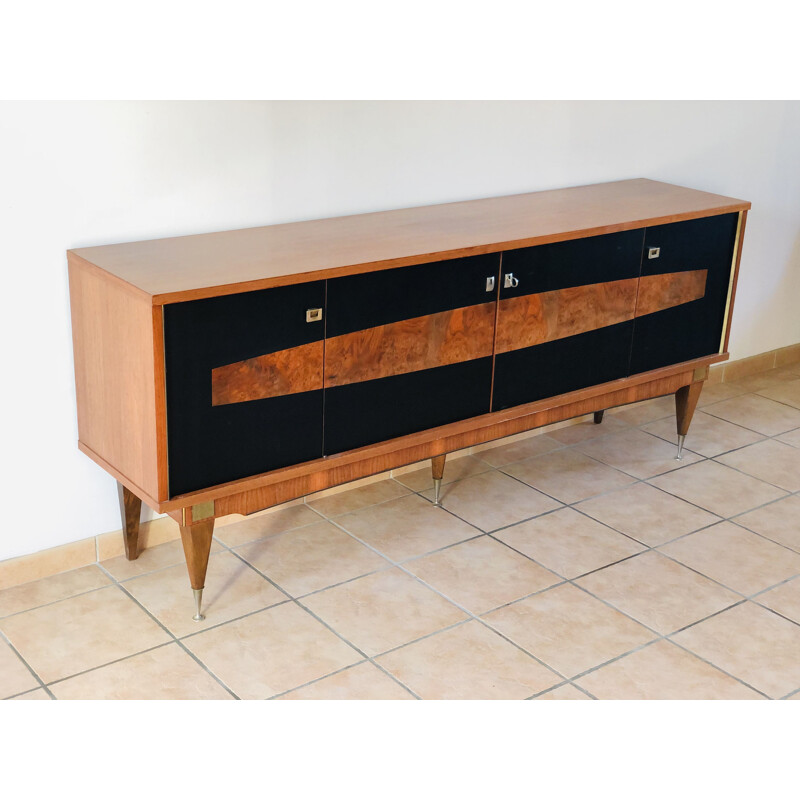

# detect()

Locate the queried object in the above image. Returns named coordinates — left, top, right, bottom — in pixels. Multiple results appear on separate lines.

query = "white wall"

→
left=1, top=100, right=798, bottom=561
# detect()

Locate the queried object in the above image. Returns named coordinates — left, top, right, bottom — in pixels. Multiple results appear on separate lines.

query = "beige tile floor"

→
left=2, top=366, right=800, bottom=700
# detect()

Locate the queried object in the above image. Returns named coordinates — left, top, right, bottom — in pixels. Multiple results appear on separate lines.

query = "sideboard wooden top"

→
left=69, top=178, right=750, bottom=304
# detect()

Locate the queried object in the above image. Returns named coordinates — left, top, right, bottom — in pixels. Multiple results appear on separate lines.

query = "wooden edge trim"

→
left=78, top=440, right=163, bottom=511
left=67, top=251, right=152, bottom=302
left=723, top=210, right=748, bottom=353
left=161, top=352, right=727, bottom=511
left=179, top=500, right=216, bottom=527
left=152, top=305, right=169, bottom=499
left=149, top=205, right=751, bottom=305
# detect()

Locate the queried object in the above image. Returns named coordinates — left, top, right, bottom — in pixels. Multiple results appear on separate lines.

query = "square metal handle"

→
left=648, top=247, right=660, bottom=259
left=306, top=308, right=323, bottom=323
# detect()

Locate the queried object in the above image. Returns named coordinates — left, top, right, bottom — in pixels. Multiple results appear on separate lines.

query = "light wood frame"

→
left=67, top=179, right=750, bottom=616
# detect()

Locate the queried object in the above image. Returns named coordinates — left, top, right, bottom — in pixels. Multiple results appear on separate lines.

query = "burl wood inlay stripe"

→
left=211, top=269, right=708, bottom=405
left=495, top=278, right=639, bottom=354
left=635, top=269, right=708, bottom=317
left=324, top=302, right=496, bottom=388
left=211, top=340, right=323, bottom=405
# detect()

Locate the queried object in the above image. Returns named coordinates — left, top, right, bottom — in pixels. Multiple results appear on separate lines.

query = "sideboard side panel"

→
left=68, top=257, right=160, bottom=500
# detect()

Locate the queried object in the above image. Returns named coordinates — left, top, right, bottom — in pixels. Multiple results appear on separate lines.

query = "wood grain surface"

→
left=676, top=380, right=704, bottom=436
left=212, top=267, right=716, bottom=405
left=431, top=454, right=447, bottom=481
left=495, top=278, right=639, bottom=352
left=324, top=302, right=495, bottom=387
left=68, top=180, right=748, bottom=525
left=179, top=518, right=215, bottom=590
left=117, top=482, right=142, bottom=561
left=69, top=179, right=750, bottom=303
left=68, top=255, right=161, bottom=501
left=211, top=340, right=323, bottom=405
left=635, top=269, right=708, bottom=316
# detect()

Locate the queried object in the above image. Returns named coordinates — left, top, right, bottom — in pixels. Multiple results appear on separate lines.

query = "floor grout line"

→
left=265, top=658, right=384, bottom=700
left=384, top=423, right=800, bottom=696
left=317, top=512, right=572, bottom=687
left=217, top=545, right=423, bottom=700
left=4, top=383, right=800, bottom=700
left=313, top=479, right=797, bottom=697
left=525, top=678, right=598, bottom=701
left=0, top=579, right=118, bottom=623
left=0, top=627, right=55, bottom=700
left=706, top=456, right=795, bottom=495
left=569, top=682, right=599, bottom=699
left=89, top=563, right=242, bottom=700
left=722, top=517, right=800, bottom=558
left=43, top=640, right=176, bottom=692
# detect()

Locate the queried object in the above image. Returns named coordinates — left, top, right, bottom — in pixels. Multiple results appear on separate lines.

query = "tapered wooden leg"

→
left=593, top=410, right=605, bottom=424
left=117, top=482, right=142, bottom=561
left=675, top=380, right=704, bottom=460
left=179, top=518, right=215, bottom=621
left=431, top=454, right=446, bottom=506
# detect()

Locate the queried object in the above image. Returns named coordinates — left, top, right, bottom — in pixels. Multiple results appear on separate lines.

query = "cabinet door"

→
left=164, top=282, right=325, bottom=496
left=629, top=213, right=739, bottom=374
left=492, top=230, right=644, bottom=410
left=323, top=254, right=500, bottom=454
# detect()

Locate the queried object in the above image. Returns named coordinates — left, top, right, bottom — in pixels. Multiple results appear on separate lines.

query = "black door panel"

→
left=630, top=213, right=738, bottom=374
left=324, top=359, right=493, bottom=455
left=162, top=214, right=739, bottom=492
left=500, top=229, right=644, bottom=297
left=164, top=282, right=325, bottom=496
left=492, top=230, right=644, bottom=410
left=493, top=321, right=635, bottom=409
left=326, top=253, right=499, bottom=337
left=323, top=255, right=500, bottom=454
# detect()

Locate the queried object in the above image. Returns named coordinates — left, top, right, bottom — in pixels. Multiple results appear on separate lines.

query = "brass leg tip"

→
left=676, top=434, right=686, bottom=461
left=192, top=588, right=205, bottom=622
left=433, top=478, right=443, bottom=506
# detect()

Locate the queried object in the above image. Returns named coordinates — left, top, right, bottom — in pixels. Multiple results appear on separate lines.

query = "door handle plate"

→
left=504, top=273, right=519, bottom=289
left=648, top=247, right=660, bottom=259
left=306, top=308, right=323, bottom=323
left=486, top=276, right=496, bottom=292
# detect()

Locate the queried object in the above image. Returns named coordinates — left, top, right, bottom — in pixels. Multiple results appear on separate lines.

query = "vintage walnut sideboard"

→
left=67, top=178, right=749, bottom=620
